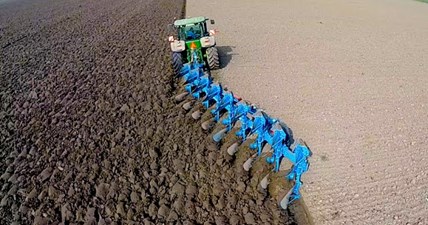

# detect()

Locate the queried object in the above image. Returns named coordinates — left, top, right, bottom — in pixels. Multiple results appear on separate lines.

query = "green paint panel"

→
left=184, top=40, right=203, bottom=64
left=185, top=40, right=202, bottom=49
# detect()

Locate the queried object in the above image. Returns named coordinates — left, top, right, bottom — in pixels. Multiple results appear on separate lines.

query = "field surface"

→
left=187, top=0, right=428, bottom=224
left=0, top=0, right=296, bottom=224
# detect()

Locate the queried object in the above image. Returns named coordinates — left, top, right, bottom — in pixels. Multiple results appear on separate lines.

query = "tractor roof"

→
left=174, top=17, right=207, bottom=26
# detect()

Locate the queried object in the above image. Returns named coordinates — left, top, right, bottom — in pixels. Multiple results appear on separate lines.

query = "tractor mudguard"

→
left=200, top=36, right=216, bottom=48
left=171, top=40, right=185, bottom=52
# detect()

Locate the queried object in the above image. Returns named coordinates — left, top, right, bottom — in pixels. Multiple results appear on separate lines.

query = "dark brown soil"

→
left=0, top=0, right=296, bottom=224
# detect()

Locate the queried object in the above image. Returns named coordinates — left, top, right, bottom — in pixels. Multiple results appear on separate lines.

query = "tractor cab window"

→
left=178, top=23, right=203, bottom=40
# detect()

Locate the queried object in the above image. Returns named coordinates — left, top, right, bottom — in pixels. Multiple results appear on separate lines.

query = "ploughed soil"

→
left=0, top=0, right=295, bottom=224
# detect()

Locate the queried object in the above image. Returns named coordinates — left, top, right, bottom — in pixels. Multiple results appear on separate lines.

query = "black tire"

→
left=172, top=52, right=183, bottom=75
left=206, top=47, right=219, bottom=70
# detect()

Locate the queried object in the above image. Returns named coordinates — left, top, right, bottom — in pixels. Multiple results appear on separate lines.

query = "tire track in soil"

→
left=0, top=0, right=295, bottom=224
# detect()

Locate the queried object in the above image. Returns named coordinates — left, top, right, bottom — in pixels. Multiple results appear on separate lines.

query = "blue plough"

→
left=175, top=51, right=311, bottom=208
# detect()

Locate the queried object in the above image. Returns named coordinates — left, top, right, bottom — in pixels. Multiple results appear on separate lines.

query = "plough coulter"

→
left=169, top=17, right=311, bottom=209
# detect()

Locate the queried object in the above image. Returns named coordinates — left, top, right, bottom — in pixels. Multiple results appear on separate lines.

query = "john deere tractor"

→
left=168, top=17, right=219, bottom=74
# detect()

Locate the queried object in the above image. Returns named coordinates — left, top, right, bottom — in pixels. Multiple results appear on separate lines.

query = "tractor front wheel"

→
left=172, top=52, right=183, bottom=75
left=206, top=47, right=219, bottom=70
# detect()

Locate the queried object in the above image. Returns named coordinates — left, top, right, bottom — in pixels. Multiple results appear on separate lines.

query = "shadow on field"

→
left=217, top=45, right=236, bottom=69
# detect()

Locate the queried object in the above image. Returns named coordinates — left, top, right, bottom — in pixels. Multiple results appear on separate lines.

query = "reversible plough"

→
left=169, top=17, right=311, bottom=209
left=173, top=52, right=311, bottom=209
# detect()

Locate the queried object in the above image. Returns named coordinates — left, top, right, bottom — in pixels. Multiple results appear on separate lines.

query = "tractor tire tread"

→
left=206, top=47, right=220, bottom=70
left=172, top=52, right=183, bottom=75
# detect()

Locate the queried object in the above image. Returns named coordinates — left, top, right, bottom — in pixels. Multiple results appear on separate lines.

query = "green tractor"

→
left=168, top=17, right=219, bottom=74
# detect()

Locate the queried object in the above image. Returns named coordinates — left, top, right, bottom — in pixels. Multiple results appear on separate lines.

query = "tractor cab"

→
left=169, top=17, right=219, bottom=74
left=174, top=17, right=211, bottom=41
left=178, top=22, right=205, bottom=40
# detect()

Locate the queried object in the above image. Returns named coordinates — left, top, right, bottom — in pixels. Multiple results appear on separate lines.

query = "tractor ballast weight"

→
left=169, top=17, right=219, bottom=74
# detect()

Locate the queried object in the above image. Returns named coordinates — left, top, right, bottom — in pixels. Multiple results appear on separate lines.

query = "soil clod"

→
left=0, top=0, right=295, bottom=224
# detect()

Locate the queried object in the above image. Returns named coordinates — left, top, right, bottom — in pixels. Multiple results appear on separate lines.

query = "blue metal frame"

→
left=177, top=60, right=311, bottom=206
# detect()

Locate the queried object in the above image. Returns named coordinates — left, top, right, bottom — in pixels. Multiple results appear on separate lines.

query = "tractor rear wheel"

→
left=172, top=52, right=183, bottom=75
left=206, top=47, right=219, bottom=70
